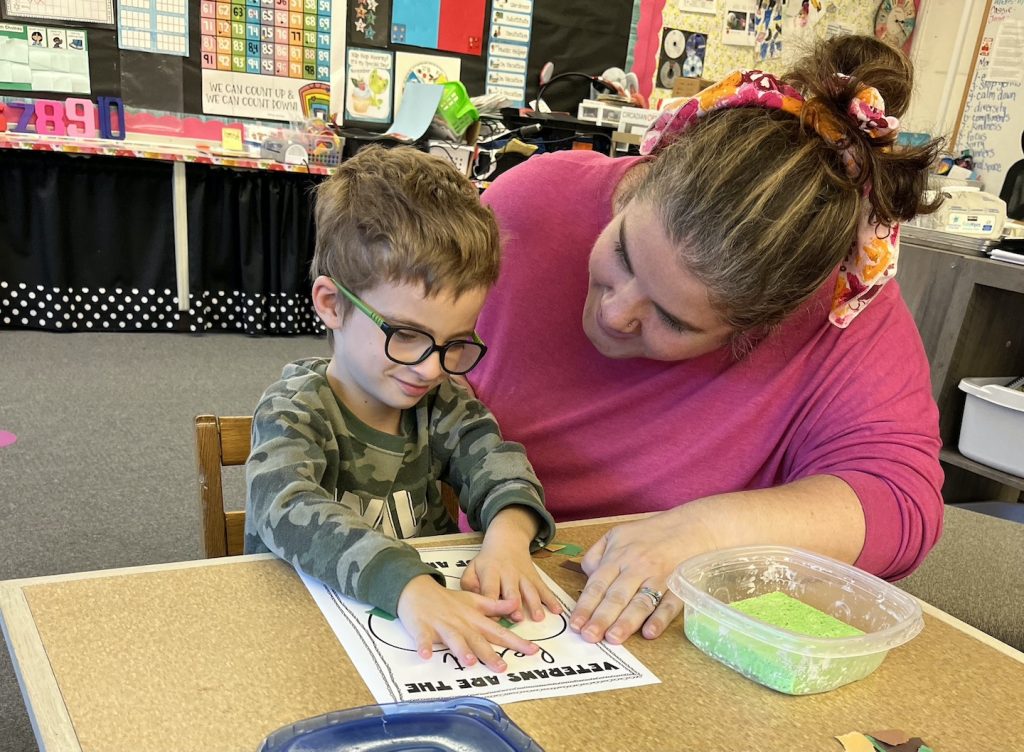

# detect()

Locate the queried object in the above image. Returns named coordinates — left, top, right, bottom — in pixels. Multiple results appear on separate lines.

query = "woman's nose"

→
left=602, top=282, right=643, bottom=329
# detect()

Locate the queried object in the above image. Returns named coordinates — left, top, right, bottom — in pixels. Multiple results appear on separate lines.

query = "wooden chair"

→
left=194, top=415, right=252, bottom=557
left=194, top=414, right=461, bottom=559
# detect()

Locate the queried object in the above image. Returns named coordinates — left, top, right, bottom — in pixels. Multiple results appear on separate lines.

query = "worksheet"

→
left=300, top=544, right=660, bottom=704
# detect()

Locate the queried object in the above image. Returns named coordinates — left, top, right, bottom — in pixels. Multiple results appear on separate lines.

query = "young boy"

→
left=245, top=146, right=558, bottom=672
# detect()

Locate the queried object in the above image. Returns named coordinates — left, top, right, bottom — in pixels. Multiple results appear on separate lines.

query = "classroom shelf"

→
left=939, top=448, right=1024, bottom=494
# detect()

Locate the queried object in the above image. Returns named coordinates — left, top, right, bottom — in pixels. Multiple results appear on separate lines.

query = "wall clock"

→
left=874, top=0, right=918, bottom=48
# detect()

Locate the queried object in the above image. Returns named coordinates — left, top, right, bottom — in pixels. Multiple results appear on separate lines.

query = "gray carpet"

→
left=0, top=330, right=322, bottom=752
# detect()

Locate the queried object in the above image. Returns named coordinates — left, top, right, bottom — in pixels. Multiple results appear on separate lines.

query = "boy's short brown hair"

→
left=312, top=146, right=501, bottom=314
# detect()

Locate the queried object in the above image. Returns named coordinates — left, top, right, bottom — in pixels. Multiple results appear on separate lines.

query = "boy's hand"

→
left=396, top=575, right=537, bottom=672
left=461, top=506, right=562, bottom=622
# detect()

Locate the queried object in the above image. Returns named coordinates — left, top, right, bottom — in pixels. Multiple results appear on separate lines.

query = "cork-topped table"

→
left=1, top=515, right=1022, bottom=751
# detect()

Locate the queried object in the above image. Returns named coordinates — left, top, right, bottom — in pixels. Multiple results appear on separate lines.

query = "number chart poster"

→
left=200, top=0, right=332, bottom=121
left=300, top=544, right=660, bottom=705
left=0, top=22, right=90, bottom=93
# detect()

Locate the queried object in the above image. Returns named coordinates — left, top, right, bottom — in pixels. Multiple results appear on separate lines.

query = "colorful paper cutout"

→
left=437, top=0, right=484, bottom=55
left=0, top=430, right=17, bottom=448
left=836, top=733, right=875, bottom=752
left=391, top=0, right=439, bottom=47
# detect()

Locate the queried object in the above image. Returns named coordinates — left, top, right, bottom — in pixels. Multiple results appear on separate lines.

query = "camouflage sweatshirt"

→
left=245, top=357, right=555, bottom=616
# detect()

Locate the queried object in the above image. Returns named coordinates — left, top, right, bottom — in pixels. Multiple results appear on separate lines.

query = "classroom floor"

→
left=0, top=330, right=322, bottom=752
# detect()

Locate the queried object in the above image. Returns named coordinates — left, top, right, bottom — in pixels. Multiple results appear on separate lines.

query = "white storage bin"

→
left=957, top=377, right=1024, bottom=476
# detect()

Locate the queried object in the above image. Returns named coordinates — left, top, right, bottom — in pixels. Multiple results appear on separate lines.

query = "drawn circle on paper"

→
left=662, top=29, right=686, bottom=59
left=0, top=430, right=16, bottom=448
left=658, top=61, right=682, bottom=89
left=367, top=575, right=570, bottom=653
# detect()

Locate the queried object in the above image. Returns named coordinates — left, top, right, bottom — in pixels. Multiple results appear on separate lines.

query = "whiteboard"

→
left=955, top=0, right=1024, bottom=193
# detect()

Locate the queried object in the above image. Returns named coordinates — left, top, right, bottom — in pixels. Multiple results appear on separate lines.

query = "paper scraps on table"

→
left=544, top=542, right=583, bottom=556
left=835, top=731, right=933, bottom=752
left=559, top=559, right=585, bottom=575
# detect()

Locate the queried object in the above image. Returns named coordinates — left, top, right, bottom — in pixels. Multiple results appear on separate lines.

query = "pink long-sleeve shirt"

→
left=471, top=150, right=943, bottom=580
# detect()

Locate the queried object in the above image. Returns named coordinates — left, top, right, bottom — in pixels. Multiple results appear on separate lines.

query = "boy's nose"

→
left=408, top=351, right=445, bottom=382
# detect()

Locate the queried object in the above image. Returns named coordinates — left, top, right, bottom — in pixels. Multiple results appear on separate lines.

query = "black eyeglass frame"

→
left=330, top=277, right=488, bottom=375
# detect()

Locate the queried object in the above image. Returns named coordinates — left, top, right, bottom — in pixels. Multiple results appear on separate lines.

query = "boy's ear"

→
left=311, top=276, right=343, bottom=330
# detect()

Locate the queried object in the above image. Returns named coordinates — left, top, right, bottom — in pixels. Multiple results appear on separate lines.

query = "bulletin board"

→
left=631, top=0, right=881, bottom=109
left=952, top=0, right=1024, bottom=193
left=0, top=0, right=634, bottom=130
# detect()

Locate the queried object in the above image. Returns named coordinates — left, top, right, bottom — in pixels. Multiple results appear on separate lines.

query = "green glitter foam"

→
left=730, top=592, right=865, bottom=638
left=685, top=592, right=884, bottom=695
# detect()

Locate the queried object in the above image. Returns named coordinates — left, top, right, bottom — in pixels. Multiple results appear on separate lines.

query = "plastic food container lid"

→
left=257, top=697, right=543, bottom=752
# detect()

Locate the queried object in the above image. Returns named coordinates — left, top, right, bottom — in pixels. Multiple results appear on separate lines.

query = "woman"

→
left=465, top=36, right=945, bottom=645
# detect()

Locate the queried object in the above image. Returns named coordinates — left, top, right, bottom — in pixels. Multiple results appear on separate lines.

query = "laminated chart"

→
left=0, top=22, right=90, bottom=93
left=200, top=0, right=330, bottom=81
left=118, top=0, right=188, bottom=55
left=1, top=0, right=112, bottom=25
left=485, top=0, right=532, bottom=106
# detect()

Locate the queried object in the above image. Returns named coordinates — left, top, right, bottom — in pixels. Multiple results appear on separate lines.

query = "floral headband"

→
left=640, top=69, right=901, bottom=329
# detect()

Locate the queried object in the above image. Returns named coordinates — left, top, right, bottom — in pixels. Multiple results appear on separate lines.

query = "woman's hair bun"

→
left=784, top=35, right=943, bottom=225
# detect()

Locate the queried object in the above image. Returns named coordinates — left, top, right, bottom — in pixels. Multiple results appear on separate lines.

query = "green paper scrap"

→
left=864, top=737, right=890, bottom=752
left=367, top=606, right=396, bottom=621
left=731, top=592, right=865, bottom=638
left=549, top=543, right=583, bottom=557
left=498, top=617, right=516, bottom=629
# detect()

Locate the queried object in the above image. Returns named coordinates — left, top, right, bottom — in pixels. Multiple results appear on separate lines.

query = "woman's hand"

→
left=569, top=508, right=716, bottom=644
left=461, top=506, right=562, bottom=622
left=397, top=575, right=538, bottom=672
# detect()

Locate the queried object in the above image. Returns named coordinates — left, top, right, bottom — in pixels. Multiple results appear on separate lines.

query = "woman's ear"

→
left=311, top=276, right=343, bottom=330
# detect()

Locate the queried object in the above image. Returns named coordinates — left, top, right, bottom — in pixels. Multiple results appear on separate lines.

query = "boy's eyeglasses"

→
left=330, top=278, right=488, bottom=375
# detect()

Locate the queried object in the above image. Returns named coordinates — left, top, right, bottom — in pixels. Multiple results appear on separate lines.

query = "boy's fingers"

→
left=466, top=631, right=507, bottom=673
left=537, top=579, right=563, bottom=615
left=460, top=563, right=481, bottom=594
left=481, top=620, right=537, bottom=657
left=516, top=578, right=545, bottom=621
left=438, top=630, right=478, bottom=669
left=475, top=594, right=519, bottom=616
left=478, top=567, right=501, bottom=601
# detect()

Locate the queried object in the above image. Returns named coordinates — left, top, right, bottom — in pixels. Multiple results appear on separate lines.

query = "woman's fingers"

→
left=568, top=564, right=619, bottom=634
left=639, top=592, right=684, bottom=640
left=580, top=534, right=607, bottom=576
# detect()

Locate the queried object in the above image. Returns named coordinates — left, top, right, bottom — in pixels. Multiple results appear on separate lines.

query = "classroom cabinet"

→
left=899, top=243, right=1024, bottom=502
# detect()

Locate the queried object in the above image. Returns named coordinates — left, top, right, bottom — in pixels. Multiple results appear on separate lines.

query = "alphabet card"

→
left=299, top=544, right=660, bottom=704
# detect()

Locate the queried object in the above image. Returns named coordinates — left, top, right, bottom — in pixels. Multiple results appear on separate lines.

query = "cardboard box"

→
left=672, top=77, right=713, bottom=99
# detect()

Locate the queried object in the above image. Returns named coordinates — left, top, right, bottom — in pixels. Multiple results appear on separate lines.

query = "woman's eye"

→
left=613, top=243, right=631, bottom=273
left=658, top=308, right=688, bottom=334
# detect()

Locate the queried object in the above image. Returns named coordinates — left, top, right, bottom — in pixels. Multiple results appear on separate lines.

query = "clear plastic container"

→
left=667, top=545, right=923, bottom=695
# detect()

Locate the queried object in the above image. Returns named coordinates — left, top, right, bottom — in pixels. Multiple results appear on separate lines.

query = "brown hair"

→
left=312, top=145, right=501, bottom=316
left=634, top=35, right=943, bottom=340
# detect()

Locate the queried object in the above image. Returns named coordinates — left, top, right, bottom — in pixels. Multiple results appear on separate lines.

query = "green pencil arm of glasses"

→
left=330, top=277, right=488, bottom=375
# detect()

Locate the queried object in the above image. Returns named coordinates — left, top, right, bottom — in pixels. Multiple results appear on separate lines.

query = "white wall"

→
left=904, top=0, right=988, bottom=140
